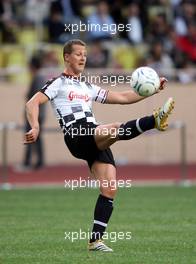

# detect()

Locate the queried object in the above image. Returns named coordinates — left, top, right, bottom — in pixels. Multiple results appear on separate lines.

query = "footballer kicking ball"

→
left=130, top=66, right=160, bottom=96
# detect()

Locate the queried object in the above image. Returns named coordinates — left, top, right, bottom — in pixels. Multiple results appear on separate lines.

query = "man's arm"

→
left=105, top=77, right=167, bottom=104
left=105, top=89, right=144, bottom=104
left=24, top=92, right=49, bottom=144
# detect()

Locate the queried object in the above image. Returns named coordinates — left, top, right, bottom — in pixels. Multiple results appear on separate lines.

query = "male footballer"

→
left=24, top=39, right=174, bottom=252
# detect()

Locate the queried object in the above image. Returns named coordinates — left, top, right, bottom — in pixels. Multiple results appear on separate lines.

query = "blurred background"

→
left=0, top=0, right=195, bottom=187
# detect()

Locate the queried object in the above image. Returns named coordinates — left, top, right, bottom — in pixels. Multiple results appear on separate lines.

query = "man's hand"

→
left=158, top=77, right=168, bottom=91
left=24, top=128, right=39, bottom=144
left=23, top=92, right=48, bottom=144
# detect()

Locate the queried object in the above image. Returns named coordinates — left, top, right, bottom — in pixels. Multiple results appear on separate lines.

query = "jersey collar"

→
left=62, top=73, right=80, bottom=80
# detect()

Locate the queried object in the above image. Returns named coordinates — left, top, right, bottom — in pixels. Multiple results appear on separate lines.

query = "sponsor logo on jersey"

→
left=68, top=91, right=90, bottom=102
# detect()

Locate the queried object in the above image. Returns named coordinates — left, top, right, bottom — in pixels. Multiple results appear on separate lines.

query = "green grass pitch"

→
left=0, top=186, right=195, bottom=264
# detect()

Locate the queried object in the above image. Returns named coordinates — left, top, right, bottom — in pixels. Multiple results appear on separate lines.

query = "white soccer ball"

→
left=130, top=66, right=160, bottom=96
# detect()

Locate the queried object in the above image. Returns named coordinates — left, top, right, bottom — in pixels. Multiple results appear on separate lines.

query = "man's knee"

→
left=100, top=184, right=118, bottom=198
left=109, top=122, right=121, bottom=138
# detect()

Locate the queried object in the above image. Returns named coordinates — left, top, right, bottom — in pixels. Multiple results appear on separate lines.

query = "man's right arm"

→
left=24, top=92, right=49, bottom=144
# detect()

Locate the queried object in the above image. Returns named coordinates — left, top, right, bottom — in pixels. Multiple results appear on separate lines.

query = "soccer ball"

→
left=130, top=67, right=160, bottom=96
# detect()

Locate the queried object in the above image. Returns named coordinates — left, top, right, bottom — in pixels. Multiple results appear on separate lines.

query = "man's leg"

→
left=23, top=144, right=32, bottom=167
left=94, top=116, right=154, bottom=150
left=88, top=97, right=174, bottom=252
left=34, top=135, right=44, bottom=169
left=23, top=120, right=32, bottom=167
left=88, top=162, right=116, bottom=252
left=94, top=97, right=174, bottom=150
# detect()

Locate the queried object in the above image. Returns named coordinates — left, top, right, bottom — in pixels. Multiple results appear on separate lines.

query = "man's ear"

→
left=64, top=54, right=69, bottom=63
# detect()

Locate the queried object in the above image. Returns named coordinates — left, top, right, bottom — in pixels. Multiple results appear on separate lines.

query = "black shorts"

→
left=63, top=119, right=115, bottom=169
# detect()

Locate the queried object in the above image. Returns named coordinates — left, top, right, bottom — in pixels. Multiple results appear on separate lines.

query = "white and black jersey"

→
left=40, top=73, right=108, bottom=128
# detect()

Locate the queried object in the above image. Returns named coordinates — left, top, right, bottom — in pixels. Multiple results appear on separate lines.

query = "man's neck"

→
left=64, top=69, right=81, bottom=78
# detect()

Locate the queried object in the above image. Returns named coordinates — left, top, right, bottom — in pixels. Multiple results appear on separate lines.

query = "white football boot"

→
left=88, top=240, right=113, bottom=252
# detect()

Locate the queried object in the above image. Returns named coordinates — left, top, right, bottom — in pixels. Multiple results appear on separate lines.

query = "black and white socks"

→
left=118, top=115, right=155, bottom=140
left=90, top=194, right=114, bottom=242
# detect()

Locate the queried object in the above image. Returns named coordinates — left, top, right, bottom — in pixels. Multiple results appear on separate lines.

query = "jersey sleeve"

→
left=91, top=84, right=108, bottom=103
left=40, top=78, right=60, bottom=100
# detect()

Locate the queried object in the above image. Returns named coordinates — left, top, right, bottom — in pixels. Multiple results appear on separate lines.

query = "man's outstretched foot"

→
left=88, top=240, right=113, bottom=252
left=154, top=97, right=175, bottom=131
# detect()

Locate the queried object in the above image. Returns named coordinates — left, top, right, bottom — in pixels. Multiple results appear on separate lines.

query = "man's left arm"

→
left=105, top=77, right=167, bottom=105
left=105, top=89, right=144, bottom=104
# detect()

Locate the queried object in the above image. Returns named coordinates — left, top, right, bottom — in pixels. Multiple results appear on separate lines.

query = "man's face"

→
left=64, top=44, right=87, bottom=74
